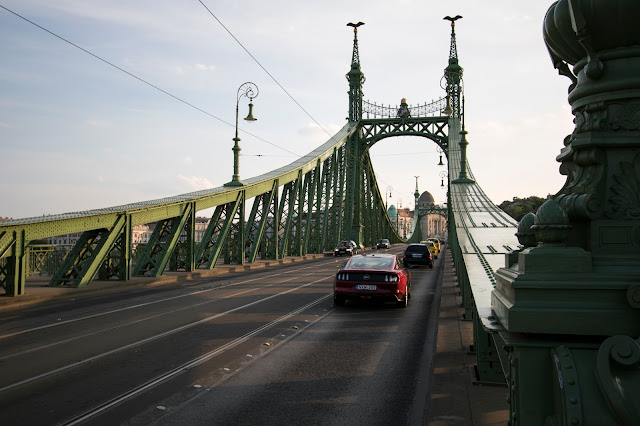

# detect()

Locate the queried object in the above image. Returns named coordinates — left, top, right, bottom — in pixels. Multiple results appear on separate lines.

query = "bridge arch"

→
left=358, top=117, right=450, bottom=156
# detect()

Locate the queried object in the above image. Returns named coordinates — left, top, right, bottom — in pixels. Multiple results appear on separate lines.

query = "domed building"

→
left=415, top=190, right=447, bottom=240
left=417, top=191, right=435, bottom=210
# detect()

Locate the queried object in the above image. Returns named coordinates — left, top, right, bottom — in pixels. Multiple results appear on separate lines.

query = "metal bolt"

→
left=567, top=378, right=575, bottom=385
left=570, top=417, right=579, bottom=425
left=569, top=397, right=577, bottom=404
left=617, top=343, right=632, bottom=358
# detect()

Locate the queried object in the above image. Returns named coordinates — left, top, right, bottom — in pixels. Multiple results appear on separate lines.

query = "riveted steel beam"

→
left=245, top=184, right=277, bottom=264
left=49, top=215, right=127, bottom=287
left=195, top=193, right=243, bottom=269
left=133, top=204, right=194, bottom=277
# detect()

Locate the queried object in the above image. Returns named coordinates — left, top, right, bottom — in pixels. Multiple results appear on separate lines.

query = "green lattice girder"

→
left=98, top=214, right=132, bottom=281
left=245, top=181, right=278, bottom=263
left=195, top=192, right=243, bottom=269
left=49, top=214, right=128, bottom=287
left=133, top=203, right=194, bottom=277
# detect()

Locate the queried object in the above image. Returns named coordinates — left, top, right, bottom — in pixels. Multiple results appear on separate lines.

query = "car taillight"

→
left=336, top=273, right=350, bottom=281
left=384, top=274, right=399, bottom=283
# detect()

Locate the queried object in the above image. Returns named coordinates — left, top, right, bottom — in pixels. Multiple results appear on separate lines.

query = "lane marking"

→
left=64, top=294, right=332, bottom=425
left=0, top=275, right=332, bottom=394
left=0, top=262, right=333, bottom=340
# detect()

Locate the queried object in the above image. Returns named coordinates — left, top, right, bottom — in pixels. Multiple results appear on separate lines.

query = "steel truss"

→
left=0, top=123, right=399, bottom=291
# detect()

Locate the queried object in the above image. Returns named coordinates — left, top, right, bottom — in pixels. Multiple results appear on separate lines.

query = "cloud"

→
left=97, top=176, right=105, bottom=183
left=85, top=119, right=112, bottom=128
left=173, top=64, right=216, bottom=75
left=0, top=122, right=9, bottom=128
left=177, top=174, right=213, bottom=190
left=297, top=122, right=342, bottom=142
left=195, top=64, right=216, bottom=72
left=182, top=157, right=193, bottom=165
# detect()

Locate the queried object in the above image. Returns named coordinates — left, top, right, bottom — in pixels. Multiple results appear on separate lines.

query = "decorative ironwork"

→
left=347, top=22, right=364, bottom=65
left=362, top=98, right=446, bottom=119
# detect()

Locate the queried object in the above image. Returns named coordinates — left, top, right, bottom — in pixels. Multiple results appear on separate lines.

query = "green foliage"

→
left=499, top=196, right=547, bottom=222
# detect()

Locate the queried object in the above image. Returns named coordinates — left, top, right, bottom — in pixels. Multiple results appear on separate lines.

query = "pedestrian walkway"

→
left=427, top=251, right=509, bottom=425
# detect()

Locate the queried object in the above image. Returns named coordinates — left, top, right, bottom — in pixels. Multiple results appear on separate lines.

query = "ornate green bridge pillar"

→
left=344, top=22, right=366, bottom=248
left=492, top=1, right=640, bottom=424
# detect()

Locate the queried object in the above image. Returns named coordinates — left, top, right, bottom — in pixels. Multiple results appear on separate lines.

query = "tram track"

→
left=0, top=263, right=326, bottom=340
left=0, top=273, right=332, bottom=393
left=64, top=294, right=332, bottom=425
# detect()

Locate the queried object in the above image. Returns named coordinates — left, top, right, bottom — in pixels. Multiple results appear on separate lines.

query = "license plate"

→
left=355, top=284, right=376, bottom=290
left=412, top=253, right=423, bottom=257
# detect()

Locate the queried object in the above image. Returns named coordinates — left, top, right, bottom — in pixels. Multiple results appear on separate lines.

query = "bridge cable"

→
left=2, top=4, right=412, bottom=223
left=197, top=0, right=333, bottom=138
left=0, top=4, right=300, bottom=157
left=195, top=2, right=411, bottom=206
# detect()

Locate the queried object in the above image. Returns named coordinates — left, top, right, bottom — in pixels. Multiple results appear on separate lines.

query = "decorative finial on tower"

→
left=346, top=22, right=365, bottom=122
left=442, top=15, right=464, bottom=118
left=347, top=22, right=365, bottom=65
left=443, top=15, right=462, bottom=60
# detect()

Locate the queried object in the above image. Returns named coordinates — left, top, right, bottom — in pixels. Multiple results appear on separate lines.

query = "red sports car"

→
left=333, top=253, right=411, bottom=308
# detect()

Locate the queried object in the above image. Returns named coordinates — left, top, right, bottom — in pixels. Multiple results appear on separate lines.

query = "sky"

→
left=0, top=0, right=574, bottom=220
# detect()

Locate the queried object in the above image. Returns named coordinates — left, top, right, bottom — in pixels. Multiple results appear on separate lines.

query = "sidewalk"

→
left=427, top=251, right=509, bottom=425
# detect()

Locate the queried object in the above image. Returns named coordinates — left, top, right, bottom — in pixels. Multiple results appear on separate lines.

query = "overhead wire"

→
left=0, top=4, right=300, bottom=157
left=194, top=1, right=418, bottom=195
left=196, top=0, right=333, bottom=139
left=3, top=3, right=442, bottom=203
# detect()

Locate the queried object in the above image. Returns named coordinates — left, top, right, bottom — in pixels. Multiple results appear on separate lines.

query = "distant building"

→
left=48, top=217, right=212, bottom=246
left=416, top=190, right=446, bottom=238
left=387, top=205, right=414, bottom=238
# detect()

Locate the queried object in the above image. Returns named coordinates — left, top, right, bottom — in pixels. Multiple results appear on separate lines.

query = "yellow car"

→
left=427, top=237, right=441, bottom=253
left=420, top=240, right=439, bottom=259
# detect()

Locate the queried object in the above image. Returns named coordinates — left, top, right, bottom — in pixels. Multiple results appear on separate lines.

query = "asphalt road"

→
left=0, top=245, right=444, bottom=426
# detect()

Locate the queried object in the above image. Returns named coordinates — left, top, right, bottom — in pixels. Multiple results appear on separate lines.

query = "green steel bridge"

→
left=1, top=3, right=639, bottom=424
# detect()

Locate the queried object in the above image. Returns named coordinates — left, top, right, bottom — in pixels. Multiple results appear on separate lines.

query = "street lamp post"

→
left=440, top=171, right=448, bottom=188
left=224, top=82, right=259, bottom=187
left=397, top=198, right=403, bottom=236
left=385, top=186, right=393, bottom=209
left=436, top=147, right=445, bottom=166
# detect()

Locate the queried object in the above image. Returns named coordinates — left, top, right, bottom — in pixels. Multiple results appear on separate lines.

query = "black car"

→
left=403, top=244, right=433, bottom=268
left=334, top=240, right=358, bottom=256
left=376, top=239, right=391, bottom=249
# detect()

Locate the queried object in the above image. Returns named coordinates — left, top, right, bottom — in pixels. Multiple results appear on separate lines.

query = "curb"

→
left=0, top=253, right=333, bottom=312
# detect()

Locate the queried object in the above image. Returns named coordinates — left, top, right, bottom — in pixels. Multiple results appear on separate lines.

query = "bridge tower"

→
left=344, top=22, right=367, bottom=246
left=443, top=16, right=474, bottom=185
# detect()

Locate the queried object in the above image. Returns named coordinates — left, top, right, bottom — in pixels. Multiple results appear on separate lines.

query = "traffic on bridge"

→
left=0, top=244, right=448, bottom=425
left=1, top=1, right=639, bottom=425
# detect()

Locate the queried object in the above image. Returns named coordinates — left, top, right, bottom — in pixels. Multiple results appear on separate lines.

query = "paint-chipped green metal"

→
left=488, top=1, right=640, bottom=424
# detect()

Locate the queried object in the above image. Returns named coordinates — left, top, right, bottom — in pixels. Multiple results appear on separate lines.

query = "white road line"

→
left=0, top=275, right=332, bottom=394
left=0, top=262, right=331, bottom=340
left=65, top=294, right=332, bottom=425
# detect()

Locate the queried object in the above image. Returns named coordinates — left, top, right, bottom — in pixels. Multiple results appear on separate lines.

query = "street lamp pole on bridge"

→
left=224, top=82, right=259, bottom=187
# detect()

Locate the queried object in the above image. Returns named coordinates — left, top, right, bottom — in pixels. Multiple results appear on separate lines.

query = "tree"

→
left=499, top=196, right=547, bottom=222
